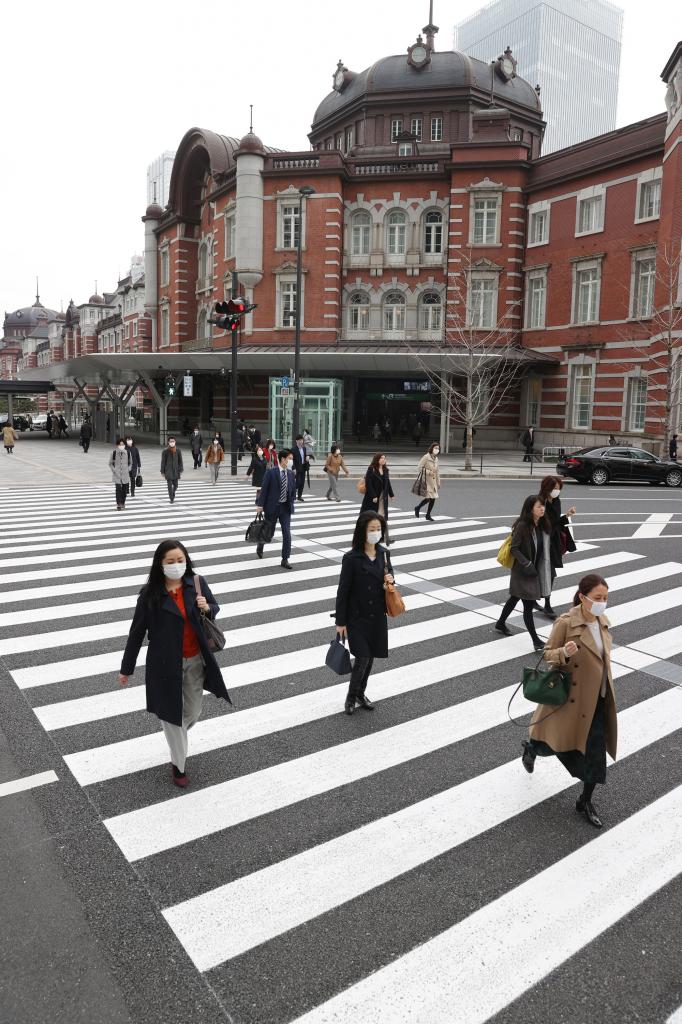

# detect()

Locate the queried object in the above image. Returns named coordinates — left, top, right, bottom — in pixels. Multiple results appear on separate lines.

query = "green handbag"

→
left=508, top=652, right=571, bottom=726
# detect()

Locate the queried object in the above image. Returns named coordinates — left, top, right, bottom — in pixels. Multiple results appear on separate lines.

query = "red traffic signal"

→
left=209, top=297, right=257, bottom=331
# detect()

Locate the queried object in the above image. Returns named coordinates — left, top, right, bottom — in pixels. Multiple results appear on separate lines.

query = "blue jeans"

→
left=267, top=504, right=292, bottom=560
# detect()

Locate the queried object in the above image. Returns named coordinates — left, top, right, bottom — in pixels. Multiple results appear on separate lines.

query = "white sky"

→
left=0, top=0, right=678, bottom=319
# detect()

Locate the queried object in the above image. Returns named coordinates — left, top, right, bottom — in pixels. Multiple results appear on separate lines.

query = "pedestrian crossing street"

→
left=2, top=475, right=682, bottom=1023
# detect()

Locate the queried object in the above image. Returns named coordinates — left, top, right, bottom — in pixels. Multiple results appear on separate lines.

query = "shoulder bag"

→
left=193, top=576, right=226, bottom=652
left=383, top=551, right=406, bottom=617
left=496, top=532, right=515, bottom=569
left=411, top=468, right=428, bottom=497
left=507, top=650, right=571, bottom=726
left=356, top=478, right=366, bottom=494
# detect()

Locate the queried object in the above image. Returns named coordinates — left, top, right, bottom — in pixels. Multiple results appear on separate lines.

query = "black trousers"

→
left=192, top=451, right=201, bottom=468
left=499, top=596, right=540, bottom=640
left=167, top=478, right=179, bottom=502
left=347, top=656, right=374, bottom=700
left=265, top=504, right=292, bottom=559
left=523, top=444, right=535, bottom=462
left=416, top=498, right=435, bottom=516
left=129, top=471, right=137, bottom=497
left=115, top=483, right=129, bottom=507
left=81, top=438, right=90, bottom=452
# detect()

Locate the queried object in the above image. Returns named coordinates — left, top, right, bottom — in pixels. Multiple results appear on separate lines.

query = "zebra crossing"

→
left=2, top=475, right=682, bottom=1023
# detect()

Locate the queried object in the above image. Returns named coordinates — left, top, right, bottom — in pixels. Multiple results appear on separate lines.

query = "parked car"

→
left=557, top=446, right=682, bottom=487
left=0, top=414, right=32, bottom=432
left=30, top=414, right=48, bottom=430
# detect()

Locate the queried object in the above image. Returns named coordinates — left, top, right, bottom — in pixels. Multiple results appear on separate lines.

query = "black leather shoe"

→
left=521, top=741, right=536, bottom=774
left=532, top=638, right=545, bottom=651
left=494, top=621, right=512, bottom=636
left=281, top=559, right=293, bottom=570
left=344, top=699, right=355, bottom=715
left=425, top=515, right=435, bottom=521
left=542, top=605, right=557, bottom=619
left=355, top=694, right=374, bottom=710
left=576, top=799, right=603, bottom=828
left=256, top=545, right=264, bottom=559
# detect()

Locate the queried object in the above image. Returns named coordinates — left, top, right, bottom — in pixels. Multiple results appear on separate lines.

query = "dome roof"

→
left=4, top=298, right=59, bottom=329
left=236, top=131, right=266, bottom=155
left=145, top=202, right=164, bottom=219
left=88, top=293, right=104, bottom=304
left=312, top=49, right=541, bottom=127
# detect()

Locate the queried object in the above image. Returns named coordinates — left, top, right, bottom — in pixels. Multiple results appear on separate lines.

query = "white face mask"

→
left=366, top=530, right=382, bottom=545
left=162, top=561, right=186, bottom=580
left=126, top=440, right=133, bottom=446
left=169, top=441, right=176, bottom=447
left=550, top=489, right=560, bottom=499
left=194, top=430, right=199, bottom=434
left=587, top=598, right=607, bottom=616
left=433, top=448, right=440, bottom=456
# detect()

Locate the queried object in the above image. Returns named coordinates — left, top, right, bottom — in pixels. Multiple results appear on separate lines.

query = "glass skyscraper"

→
left=455, top=0, right=624, bottom=152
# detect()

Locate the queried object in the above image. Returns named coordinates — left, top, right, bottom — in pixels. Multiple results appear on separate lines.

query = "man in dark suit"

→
left=255, top=448, right=296, bottom=569
left=521, top=426, right=536, bottom=462
left=291, top=433, right=309, bottom=500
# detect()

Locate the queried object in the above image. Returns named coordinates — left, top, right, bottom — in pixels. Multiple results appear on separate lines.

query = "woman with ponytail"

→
left=521, top=573, right=617, bottom=829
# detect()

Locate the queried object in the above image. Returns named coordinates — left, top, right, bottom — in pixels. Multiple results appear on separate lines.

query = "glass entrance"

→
left=269, top=378, right=343, bottom=453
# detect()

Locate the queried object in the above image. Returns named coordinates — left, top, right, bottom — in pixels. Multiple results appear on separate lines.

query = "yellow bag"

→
left=496, top=533, right=515, bottom=569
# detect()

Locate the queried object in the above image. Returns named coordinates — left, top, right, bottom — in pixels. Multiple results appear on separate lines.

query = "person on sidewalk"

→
left=246, top=443, right=268, bottom=503
left=361, top=453, right=395, bottom=544
left=161, top=436, right=183, bottom=503
left=414, top=443, right=441, bottom=520
left=537, top=475, right=577, bottom=619
left=521, top=425, right=536, bottom=462
left=79, top=416, right=93, bottom=453
left=190, top=427, right=203, bottom=469
left=58, top=414, right=69, bottom=438
left=670, top=434, right=678, bottom=461
left=45, top=411, right=53, bottom=439
left=335, top=511, right=393, bottom=715
left=205, top=436, right=225, bottom=484
left=118, top=539, right=232, bottom=788
left=495, top=494, right=550, bottom=650
left=291, top=434, right=310, bottom=501
left=324, top=443, right=349, bottom=501
left=109, top=437, right=132, bottom=510
left=126, top=436, right=142, bottom=497
left=255, top=448, right=296, bottom=568
left=521, top=573, right=615, bottom=829
left=3, top=422, right=18, bottom=454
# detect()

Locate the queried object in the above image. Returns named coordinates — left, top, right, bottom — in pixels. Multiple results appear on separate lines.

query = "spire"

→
left=34, top=276, right=41, bottom=306
left=249, top=104, right=253, bottom=133
left=423, top=0, right=438, bottom=51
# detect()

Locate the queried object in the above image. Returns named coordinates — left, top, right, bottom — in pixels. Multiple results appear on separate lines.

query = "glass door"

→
left=269, top=378, right=342, bottom=451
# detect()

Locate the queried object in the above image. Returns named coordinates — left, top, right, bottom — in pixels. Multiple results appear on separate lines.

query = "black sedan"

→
left=557, top=446, right=682, bottom=487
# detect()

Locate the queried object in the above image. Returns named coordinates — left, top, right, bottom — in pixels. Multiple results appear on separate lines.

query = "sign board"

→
left=281, top=376, right=290, bottom=387
left=183, top=375, right=193, bottom=398
left=281, top=387, right=290, bottom=397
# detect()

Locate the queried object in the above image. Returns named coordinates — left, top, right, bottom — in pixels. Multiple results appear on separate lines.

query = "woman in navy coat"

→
left=119, top=538, right=231, bottom=787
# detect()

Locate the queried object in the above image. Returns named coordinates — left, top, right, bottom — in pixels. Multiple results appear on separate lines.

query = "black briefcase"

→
left=135, top=474, right=143, bottom=488
left=245, top=513, right=275, bottom=545
left=325, top=635, right=352, bottom=675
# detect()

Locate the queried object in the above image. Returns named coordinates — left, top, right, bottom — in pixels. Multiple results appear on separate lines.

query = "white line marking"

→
left=632, top=513, right=674, bottom=538
left=0, top=770, right=58, bottom=798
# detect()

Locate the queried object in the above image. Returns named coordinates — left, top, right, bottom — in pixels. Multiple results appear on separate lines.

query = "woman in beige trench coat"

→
left=521, top=573, right=617, bottom=829
left=414, top=443, right=441, bottom=520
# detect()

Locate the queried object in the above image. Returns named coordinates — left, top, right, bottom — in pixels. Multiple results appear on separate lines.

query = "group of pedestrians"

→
left=46, top=411, right=69, bottom=439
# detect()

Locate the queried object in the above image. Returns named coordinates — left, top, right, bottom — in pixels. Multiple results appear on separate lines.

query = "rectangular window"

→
left=281, top=281, right=297, bottom=327
left=573, top=264, right=600, bottom=324
left=398, top=142, right=413, bottom=156
left=335, top=134, right=342, bottom=149
left=160, top=307, right=169, bottom=346
left=282, top=204, right=300, bottom=249
left=638, top=180, right=661, bottom=221
left=351, top=218, right=370, bottom=256
left=472, top=197, right=498, bottom=244
left=570, top=364, right=593, bottom=428
left=576, top=195, right=604, bottom=235
left=632, top=255, right=656, bottom=318
left=627, top=377, right=647, bottom=431
left=224, top=214, right=235, bottom=258
left=345, top=127, right=353, bottom=152
left=525, top=273, right=546, bottom=329
left=133, top=320, right=138, bottom=337
left=390, top=118, right=403, bottom=142
left=526, top=377, right=541, bottom=425
left=529, top=209, right=548, bottom=245
left=430, top=116, right=443, bottom=141
left=468, top=277, right=496, bottom=328
left=410, top=117, right=423, bottom=141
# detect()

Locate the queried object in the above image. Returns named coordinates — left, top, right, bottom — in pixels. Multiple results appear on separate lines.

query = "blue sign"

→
left=281, top=376, right=290, bottom=387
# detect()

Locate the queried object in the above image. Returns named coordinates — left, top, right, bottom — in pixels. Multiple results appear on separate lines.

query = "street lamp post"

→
left=291, top=185, right=315, bottom=443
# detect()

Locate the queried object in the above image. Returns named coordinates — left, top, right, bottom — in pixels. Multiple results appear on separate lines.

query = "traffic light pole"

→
left=230, top=273, right=239, bottom=476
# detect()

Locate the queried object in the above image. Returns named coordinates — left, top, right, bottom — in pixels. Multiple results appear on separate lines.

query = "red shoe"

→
left=171, top=764, right=188, bottom=788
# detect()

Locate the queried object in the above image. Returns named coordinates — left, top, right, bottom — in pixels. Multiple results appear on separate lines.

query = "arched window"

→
left=351, top=212, right=371, bottom=256
left=197, top=308, right=208, bottom=340
left=383, top=291, right=406, bottom=332
left=424, top=211, right=443, bottom=254
left=386, top=210, right=407, bottom=256
left=420, top=292, right=442, bottom=331
left=198, top=240, right=212, bottom=286
left=348, top=292, right=370, bottom=331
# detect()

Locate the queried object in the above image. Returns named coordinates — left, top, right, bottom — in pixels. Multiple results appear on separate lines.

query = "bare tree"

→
left=404, top=252, right=533, bottom=470
left=618, top=244, right=682, bottom=446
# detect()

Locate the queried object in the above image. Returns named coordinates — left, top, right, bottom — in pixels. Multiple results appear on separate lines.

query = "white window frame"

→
left=344, top=126, right=353, bottom=152
left=524, top=268, right=547, bottom=330
left=575, top=186, right=605, bottom=236
left=424, top=211, right=443, bottom=255
left=383, top=291, right=406, bottom=333
left=626, top=375, right=647, bottom=432
left=430, top=115, right=443, bottom=142
left=348, top=292, right=370, bottom=332
left=277, top=277, right=301, bottom=329
left=568, top=360, right=595, bottom=430
left=133, top=320, right=138, bottom=338
left=160, top=305, right=170, bottom=347
left=527, top=201, right=550, bottom=247
left=470, top=193, right=501, bottom=245
left=398, top=142, right=413, bottom=157
left=160, top=245, right=170, bottom=286
left=390, top=118, right=403, bottom=143
left=630, top=248, right=656, bottom=319
left=419, top=292, right=443, bottom=332
left=197, top=308, right=208, bottom=340
left=635, top=167, right=662, bottom=223
left=281, top=204, right=300, bottom=250
left=410, top=116, right=423, bottom=141
left=224, top=210, right=236, bottom=259
left=350, top=211, right=371, bottom=256
left=385, top=210, right=407, bottom=259
left=571, top=257, right=602, bottom=325
left=467, top=273, right=498, bottom=329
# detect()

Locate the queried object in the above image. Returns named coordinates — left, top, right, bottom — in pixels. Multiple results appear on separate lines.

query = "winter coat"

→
left=190, top=432, right=203, bottom=454
left=544, top=496, right=576, bottom=570
left=3, top=425, right=18, bottom=446
left=508, top=521, right=552, bottom=601
left=160, top=447, right=183, bottom=480
left=360, top=467, right=394, bottom=516
left=324, top=452, right=349, bottom=478
left=126, top=444, right=142, bottom=475
left=670, top=439, right=678, bottom=460
left=205, top=443, right=225, bottom=465
left=247, top=453, right=268, bottom=486
left=530, top=605, right=617, bottom=760
left=120, top=575, right=231, bottom=727
left=79, top=421, right=93, bottom=440
left=264, top=447, right=279, bottom=467
left=417, top=453, right=440, bottom=499
left=335, top=547, right=390, bottom=659
left=110, top=447, right=131, bottom=485
left=521, top=429, right=535, bottom=449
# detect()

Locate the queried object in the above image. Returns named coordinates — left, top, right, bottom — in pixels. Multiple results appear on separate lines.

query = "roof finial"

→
left=423, top=0, right=438, bottom=52
left=249, top=104, right=253, bottom=133
left=35, top=276, right=40, bottom=305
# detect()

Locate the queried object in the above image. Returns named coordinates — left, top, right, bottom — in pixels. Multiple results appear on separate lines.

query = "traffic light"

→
left=164, top=374, right=176, bottom=398
left=209, top=298, right=258, bottom=332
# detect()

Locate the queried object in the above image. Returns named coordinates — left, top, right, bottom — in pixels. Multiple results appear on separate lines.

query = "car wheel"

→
left=666, top=469, right=682, bottom=487
left=590, top=467, right=609, bottom=486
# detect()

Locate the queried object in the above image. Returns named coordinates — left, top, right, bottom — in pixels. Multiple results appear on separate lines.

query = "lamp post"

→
left=291, top=185, right=315, bottom=443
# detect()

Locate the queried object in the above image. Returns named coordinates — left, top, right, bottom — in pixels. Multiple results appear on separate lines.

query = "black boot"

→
left=521, top=741, right=536, bottom=774
left=355, top=693, right=374, bottom=710
left=494, top=620, right=512, bottom=636
left=543, top=602, right=557, bottom=619
left=414, top=504, right=421, bottom=518
left=344, top=697, right=356, bottom=715
left=576, top=798, right=603, bottom=828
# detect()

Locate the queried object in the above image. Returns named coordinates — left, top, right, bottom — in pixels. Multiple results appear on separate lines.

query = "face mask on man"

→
left=366, top=529, right=382, bottom=545
left=169, top=440, right=176, bottom=448
left=162, top=562, right=186, bottom=580
left=126, top=440, right=133, bottom=447
left=550, top=488, right=560, bottom=499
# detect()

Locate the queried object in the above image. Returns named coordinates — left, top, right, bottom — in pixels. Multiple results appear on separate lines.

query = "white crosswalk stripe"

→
left=3, top=478, right=682, bottom=1023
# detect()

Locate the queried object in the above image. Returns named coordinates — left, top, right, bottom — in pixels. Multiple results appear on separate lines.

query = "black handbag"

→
left=193, top=576, right=226, bottom=652
left=135, top=474, right=143, bottom=488
left=245, top=512, right=275, bottom=545
left=507, top=651, right=571, bottom=726
left=325, top=635, right=352, bottom=675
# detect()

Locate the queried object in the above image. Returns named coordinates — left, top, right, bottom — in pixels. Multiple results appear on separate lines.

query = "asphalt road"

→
left=1, top=443, right=682, bottom=1024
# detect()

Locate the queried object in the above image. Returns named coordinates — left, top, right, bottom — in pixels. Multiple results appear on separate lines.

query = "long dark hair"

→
left=352, top=511, right=386, bottom=551
left=573, top=573, right=608, bottom=606
left=143, top=539, right=195, bottom=610
left=539, top=475, right=561, bottom=500
left=369, top=452, right=385, bottom=472
left=513, top=494, right=550, bottom=534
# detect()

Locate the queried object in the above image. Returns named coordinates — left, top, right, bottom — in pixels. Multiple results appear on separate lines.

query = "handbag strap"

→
left=506, top=670, right=567, bottom=728
left=193, top=574, right=206, bottom=617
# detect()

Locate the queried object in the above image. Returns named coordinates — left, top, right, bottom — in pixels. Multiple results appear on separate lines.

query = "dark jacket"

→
left=509, top=521, right=550, bottom=601
left=160, top=447, right=183, bottom=479
left=670, top=439, right=678, bottom=460
left=121, top=575, right=230, bottom=726
left=247, top=453, right=268, bottom=487
left=521, top=429, right=535, bottom=449
left=360, top=467, right=394, bottom=515
left=190, top=432, right=203, bottom=454
left=127, top=444, right=142, bottom=474
left=291, top=444, right=309, bottom=475
left=80, top=421, right=93, bottom=440
left=335, top=547, right=389, bottom=659
left=258, top=465, right=296, bottom=516
left=544, top=496, right=576, bottom=569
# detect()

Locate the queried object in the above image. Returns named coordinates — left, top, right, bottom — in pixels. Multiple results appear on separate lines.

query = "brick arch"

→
left=168, top=128, right=240, bottom=222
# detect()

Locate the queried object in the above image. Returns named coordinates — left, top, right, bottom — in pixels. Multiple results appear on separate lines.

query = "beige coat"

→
left=417, top=453, right=440, bottom=499
left=324, top=451, right=349, bottom=478
left=530, top=605, right=618, bottom=760
left=205, top=443, right=225, bottom=464
left=3, top=425, right=18, bottom=446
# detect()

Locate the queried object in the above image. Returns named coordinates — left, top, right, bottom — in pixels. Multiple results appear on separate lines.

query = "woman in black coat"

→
left=360, top=453, right=395, bottom=543
left=537, top=475, right=577, bottom=617
left=246, top=443, right=268, bottom=503
left=125, top=435, right=142, bottom=497
left=495, top=495, right=552, bottom=650
left=335, top=511, right=394, bottom=715
left=118, top=539, right=231, bottom=788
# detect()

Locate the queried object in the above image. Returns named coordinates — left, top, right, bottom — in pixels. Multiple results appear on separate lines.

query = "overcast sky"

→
left=0, top=0, right=677, bottom=320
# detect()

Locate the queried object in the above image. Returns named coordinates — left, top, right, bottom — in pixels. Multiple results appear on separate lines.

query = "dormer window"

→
left=398, top=143, right=413, bottom=156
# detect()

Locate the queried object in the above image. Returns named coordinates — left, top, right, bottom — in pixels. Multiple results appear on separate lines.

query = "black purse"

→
left=245, top=513, right=275, bottom=545
left=325, top=635, right=352, bottom=675
left=135, top=474, right=143, bottom=488
left=507, top=651, right=571, bottom=726
left=193, top=576, right=226, bottom=652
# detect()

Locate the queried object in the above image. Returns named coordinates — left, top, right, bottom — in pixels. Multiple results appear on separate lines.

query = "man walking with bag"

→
left=255, top=448, right=296, bottom=569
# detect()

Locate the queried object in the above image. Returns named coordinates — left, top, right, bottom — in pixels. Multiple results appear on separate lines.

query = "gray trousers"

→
left=161, top=654, right=205, bottom=772
left=326, top=473, right=340, bottom=500
left=209, top=462, right=220, bottom=484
